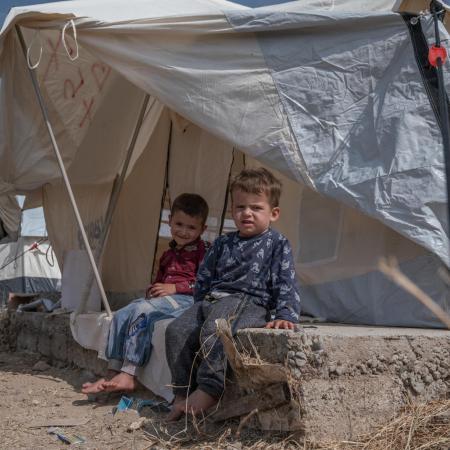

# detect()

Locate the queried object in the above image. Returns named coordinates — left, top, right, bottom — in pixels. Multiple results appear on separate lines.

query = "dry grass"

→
left=137, top=398, right=450, bottom=449
left=140, top=414, right=303, bottom=449
left=310, top=399, right=450, bottom=450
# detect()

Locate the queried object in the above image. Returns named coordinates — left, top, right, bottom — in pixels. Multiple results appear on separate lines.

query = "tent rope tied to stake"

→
left=0, top=237, right=47, bottom=271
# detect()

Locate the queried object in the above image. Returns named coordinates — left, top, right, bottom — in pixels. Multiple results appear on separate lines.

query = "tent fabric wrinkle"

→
left=0, top=0, right=246, bottom=36
left=225, top=9, right=401, bottom=31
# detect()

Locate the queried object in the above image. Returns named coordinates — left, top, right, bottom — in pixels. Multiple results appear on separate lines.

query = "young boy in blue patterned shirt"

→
left=166, top=168, right=300, bottom=420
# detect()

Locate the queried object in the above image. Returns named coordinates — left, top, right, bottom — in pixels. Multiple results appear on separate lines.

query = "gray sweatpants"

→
left=165, top=293, right=268, bottom=399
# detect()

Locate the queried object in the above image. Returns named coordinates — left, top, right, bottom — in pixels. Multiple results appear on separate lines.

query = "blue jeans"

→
left=106, top=295, right=193, bottom=368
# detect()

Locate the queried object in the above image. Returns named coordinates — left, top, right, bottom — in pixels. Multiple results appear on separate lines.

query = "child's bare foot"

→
left=81, top=378, right=107, bottom=394
left=185, top=389, right=218, bottom=415
left=81, top=369, right=117, bottom=394
left=167, top=400, right=185, bottom=421
left=167, top=389, right=218, bottom=421
left=102, top=372, right=137, bottom=392
left=166, top=394, right=187, bottom=421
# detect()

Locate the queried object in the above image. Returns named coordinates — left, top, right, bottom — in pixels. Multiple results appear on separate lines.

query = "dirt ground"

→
left=0, top=351, right=302, bottom=450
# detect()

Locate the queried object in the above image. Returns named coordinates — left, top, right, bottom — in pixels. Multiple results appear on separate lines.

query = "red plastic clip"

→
left=429, top=45, right=447, bottom=67
left=30, top=242, right=39, bottom=250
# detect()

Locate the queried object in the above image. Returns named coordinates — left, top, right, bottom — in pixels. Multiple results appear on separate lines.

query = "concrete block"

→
left=16, top=330, right=37, bottom=353
left=37, top=334, right=51, bottom=357
left=50, top=332, right=68, bottom=361
left=237, top=325, right=450, bottom=440
left=301, top=376, right=404, bottom=440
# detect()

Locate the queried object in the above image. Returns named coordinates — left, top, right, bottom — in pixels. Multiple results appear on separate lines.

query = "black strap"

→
left=402, top=13, right=450, bottom=134
left=218, top=148, right=235, bottom=236
left=403, top=10, right=450, bottom=254
left=0, top=218, right=7, bottom=240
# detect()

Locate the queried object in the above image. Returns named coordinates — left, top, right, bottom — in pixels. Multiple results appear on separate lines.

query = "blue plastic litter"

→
left=113, top=395, right=170, bottom=415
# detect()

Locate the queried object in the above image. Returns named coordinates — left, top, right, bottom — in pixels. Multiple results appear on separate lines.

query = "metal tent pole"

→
left=150, top=119, right=172, bottom=279
left=75, top=93, right=151, bottom=316
left=218, top=148, right=235, bottom=236
left=15, top=25, right=112, bottom=317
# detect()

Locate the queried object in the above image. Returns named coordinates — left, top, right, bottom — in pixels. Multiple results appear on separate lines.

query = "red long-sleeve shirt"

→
left=150, top=238, right=208, bottom=295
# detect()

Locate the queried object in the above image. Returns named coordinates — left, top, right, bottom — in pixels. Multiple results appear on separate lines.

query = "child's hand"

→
left=265, top=320, right=295, bottom=330
left=148, top=283, right=177, bottom=298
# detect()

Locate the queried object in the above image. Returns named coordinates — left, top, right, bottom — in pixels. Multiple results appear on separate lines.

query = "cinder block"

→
left=16, top=331, right=37, bottom=353
left=51, top=332, right=68, bottom=361
left=236, top=326, right=450, bottom=440
left=37, top=334, right=51, bottom=357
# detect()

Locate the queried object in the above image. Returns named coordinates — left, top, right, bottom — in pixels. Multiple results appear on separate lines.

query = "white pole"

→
left=15, top=25, right=112, bottom=317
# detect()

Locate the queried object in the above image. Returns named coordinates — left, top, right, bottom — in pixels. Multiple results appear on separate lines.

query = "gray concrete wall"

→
left=0, top=310, right=107, bottom=374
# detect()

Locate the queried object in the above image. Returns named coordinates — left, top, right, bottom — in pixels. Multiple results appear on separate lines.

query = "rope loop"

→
left=26, top=31, right=42, bottom=70
left=62, top=19, right=79, bottom=61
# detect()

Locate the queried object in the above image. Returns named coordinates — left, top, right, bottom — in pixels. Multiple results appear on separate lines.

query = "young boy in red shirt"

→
left=82, top=193, right=209, bottom=394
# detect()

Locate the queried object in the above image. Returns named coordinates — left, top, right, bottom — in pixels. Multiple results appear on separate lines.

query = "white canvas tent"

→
left=0, top=194, right=60, bottom=305
left=0, top=237, right=61, bottom=305
left=0, top=0, right=449, bottom=328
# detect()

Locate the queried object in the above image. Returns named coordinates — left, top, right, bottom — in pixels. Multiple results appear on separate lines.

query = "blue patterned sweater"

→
left=194, top=228, right=300, bottom=322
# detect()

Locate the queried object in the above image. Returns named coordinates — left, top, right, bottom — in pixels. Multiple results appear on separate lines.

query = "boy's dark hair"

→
left=230, top=167, right=282, bottom=208
left=171, top=193, right=209, bottom=224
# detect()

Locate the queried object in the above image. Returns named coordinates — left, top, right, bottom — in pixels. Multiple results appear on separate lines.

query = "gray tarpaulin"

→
left=301, top=254, right=449, bottom=328
left=226, top=8, right=449, bottom=267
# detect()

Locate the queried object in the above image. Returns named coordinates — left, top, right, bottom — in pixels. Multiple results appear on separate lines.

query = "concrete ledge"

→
left=1, top=311, right=448, bottom=441
left=0, top=310, right=107, bottom=374
left=236, top=326, right=450, bottom=439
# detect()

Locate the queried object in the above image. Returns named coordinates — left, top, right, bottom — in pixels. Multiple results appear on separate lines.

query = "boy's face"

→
left=169, top=210, right=206, bottom=247
left=231, top=189, right=280, bottom=238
